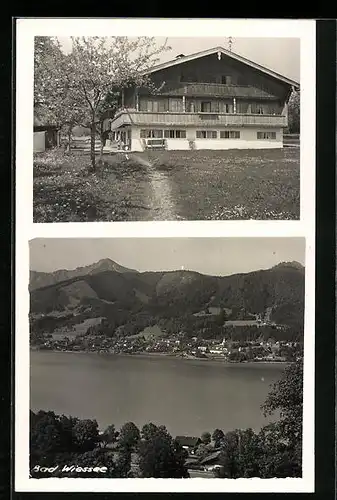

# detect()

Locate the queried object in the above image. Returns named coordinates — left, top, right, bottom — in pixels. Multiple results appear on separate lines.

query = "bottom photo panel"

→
left=28, top=236, right=307, bottom=483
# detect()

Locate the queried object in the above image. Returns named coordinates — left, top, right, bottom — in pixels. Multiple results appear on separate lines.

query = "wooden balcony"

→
left=149, top=81, right=278, bottom=99
left=110, top=110, right=288, bottom=129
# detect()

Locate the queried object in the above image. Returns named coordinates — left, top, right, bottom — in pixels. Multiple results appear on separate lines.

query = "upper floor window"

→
left=221, top=75, right=232, bottom=85
left=169, top=99, right=183, bottom=112
left=180, top=73, right=197, bottom=83
left=207, top=75, right=217, bottom=83
left=236, top=102, right=249, bottom=113
left=251, top=103, right=265, bottom=114
left=201, top=102, right=212, bottom=112
left=196, top=130, right=217, bottom=139
left=139, top=99, right=168, bottom=112
left=187, top=101, right=196, bottom=113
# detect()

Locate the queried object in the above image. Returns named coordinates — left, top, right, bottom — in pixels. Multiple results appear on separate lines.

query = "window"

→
left=187, top=101, right=196, bottom=113
left=221, top=75, right=232, bottom=84
left=220, top=130, right=241, bottom=139
left=236, top=102, right=248, bottom=114
left=237, top=75, right=246, bottom=85
left=265, top=104, right=280, bottom=115
left=206, top=75, right=217, bottom=83
left=169, top=99, right=183, bottom=112
left=164, top=130, right=186, bottom=139
left=219, top=101, right=233, bottom=113
left=210, top=101, right=220, bottom=113
left=251, top=103, right=265, bottom=114
left=181, top=73, right=197, bottom=82
left=257, top=131, right=276, bottom=140
left=140, top=129, right=163, bottom=139
left=201, top=102, right=211, bottom=112
left=158, top=99, right=168, bottom=112
left=196, top=130, right=217, bottom=139
left=139, top=100, right=166, bottom=112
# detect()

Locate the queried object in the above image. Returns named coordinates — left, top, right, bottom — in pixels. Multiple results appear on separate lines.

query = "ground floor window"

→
left=257, top=131, right=277, bottom=140
left=140, top=129, right=163, bottom=139
left=196, top=130, right=217, bottom=139
left=220, top=130, right=240, bottom=139
left=164, top=129, right=186, bottom=139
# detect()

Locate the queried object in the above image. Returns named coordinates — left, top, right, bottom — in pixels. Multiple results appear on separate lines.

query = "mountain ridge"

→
left=30, top=258, right=304, bottom=291
left=30, top=258, right=138, bottom=291
left=30, top=260, right=305, bottom=335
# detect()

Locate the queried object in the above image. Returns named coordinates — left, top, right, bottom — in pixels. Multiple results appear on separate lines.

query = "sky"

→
left=58, top=37, right=300, bottom=83
left=30, top=238, right=305, bottom=276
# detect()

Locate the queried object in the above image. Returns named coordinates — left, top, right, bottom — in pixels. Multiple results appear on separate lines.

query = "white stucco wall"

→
left=131, top=127, right=144, bottom=152
left=165, top=139, right=189, bottom=150
left=128, top=126, right=283, bottom=151
left=33, top=131, right=46, bottom=152
left=193, top=127, right=283, bottom=150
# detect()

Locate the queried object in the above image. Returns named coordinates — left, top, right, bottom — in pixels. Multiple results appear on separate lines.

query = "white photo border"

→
left=15, top=17, right=316, bottom=493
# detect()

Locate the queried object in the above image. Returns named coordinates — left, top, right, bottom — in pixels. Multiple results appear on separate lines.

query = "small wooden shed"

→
left=33, top=114, right=60, bottom=152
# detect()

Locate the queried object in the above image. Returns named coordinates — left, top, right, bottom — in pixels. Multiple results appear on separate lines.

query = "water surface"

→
left=30, top=350, right=285, bottom=436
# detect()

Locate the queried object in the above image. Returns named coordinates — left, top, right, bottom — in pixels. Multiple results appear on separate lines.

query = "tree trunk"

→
left=99, top=131, right=104, bottom=164
left=90, top=124, right=96, bottom=171
left=67, top=127, right=72, bottom=152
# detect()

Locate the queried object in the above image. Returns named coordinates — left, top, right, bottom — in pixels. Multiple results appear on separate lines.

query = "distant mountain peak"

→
left=30, top=258, right=137, bottom=291
left=89, top=258, right=134, bottom=273
left=272, top=261, right=304, bottom=271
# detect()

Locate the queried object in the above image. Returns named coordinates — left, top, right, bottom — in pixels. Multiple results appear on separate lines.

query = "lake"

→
left=30, top=350, right=285, bottom=437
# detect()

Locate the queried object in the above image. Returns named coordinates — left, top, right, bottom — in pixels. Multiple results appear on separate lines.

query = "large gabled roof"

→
left=146, top=46, right=299, bottom=89
left=200, top=450, right=222, bottom=465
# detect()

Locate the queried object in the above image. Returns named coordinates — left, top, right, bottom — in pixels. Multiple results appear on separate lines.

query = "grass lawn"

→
left=144, top=148, right=300, bottom=220
left=33, top=150, right=153, bottom=222
left=33, top=147, right=300, bottom=222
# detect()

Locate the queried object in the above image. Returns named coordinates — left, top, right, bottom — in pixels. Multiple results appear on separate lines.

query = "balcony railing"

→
left=110, top=110, right=287, bottom=129
left=147, top=81, right=277, bottom=99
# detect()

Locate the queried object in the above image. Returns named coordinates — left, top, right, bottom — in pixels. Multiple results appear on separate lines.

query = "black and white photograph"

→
left=14, top=18, right=316, bottom=495
left=28, top=237, right=306, bottom=481
left=32, top=35, right=300, bottom=222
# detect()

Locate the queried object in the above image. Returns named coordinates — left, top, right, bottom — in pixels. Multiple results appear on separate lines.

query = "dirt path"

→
left=129, top=154, right=177, bottom=220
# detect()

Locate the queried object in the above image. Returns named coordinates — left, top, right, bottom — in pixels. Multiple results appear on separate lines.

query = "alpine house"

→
left=103, top=46, right=299, bottom=152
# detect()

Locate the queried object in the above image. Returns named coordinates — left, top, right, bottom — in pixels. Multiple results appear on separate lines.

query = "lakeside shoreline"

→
left=30, top=347, right=290, bottom=366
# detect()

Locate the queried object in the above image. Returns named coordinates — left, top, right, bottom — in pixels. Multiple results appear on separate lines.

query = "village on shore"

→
left=32, top=327, right=302, bottom=363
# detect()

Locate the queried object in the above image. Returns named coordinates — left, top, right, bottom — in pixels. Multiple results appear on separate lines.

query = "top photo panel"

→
left=33, top=35, right=301, bottom=222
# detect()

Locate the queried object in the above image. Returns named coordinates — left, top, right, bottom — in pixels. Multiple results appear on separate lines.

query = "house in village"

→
left=103, top=46, right=299, bottom=152
left=175, top=436, right=202, bottom=454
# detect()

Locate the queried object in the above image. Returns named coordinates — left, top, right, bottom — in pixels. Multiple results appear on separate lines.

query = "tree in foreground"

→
left=287, top=89, right=300, bottom=134
left=118, top=421, right=140, bottom=450
left=217, top=428, right=262, bottom=478
left=200, top=431, right=211, bottom=445
left=100, top=423, right=119, bottom=448
left=73, top=418, right=100, bottom=453
left=30, top=410, right=101, bottom=476
left=138, top=423, right=188, bottom=478
left=66, top=37, right=170, bottom=170
left=34, top=37, right=85, bottom=149
left=216, top=359, right=303, bottom=478
left=212, top=428, right=225, bottom=447
left=34, top=36, right=170, bottom=167
left=260, top=359, right=303, bottom=477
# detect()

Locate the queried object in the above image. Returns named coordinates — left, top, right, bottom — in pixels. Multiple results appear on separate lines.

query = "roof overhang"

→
left=144, top=46, right=299, bottom=89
